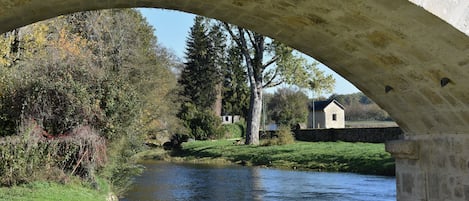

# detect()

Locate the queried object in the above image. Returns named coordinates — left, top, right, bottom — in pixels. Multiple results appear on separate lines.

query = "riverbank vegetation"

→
left=177, top=16, right=335, bottom=145
left=139, top=139, right=395, bottom=176
left=0, top=8, right=180, bottom=198
left=0, top=8, right=398, bottom=200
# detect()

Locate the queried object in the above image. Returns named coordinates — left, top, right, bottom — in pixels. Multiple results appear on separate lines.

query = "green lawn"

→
left=163, top=140, right=395, bottom=176
left=0, top=179, right=111, bottom=201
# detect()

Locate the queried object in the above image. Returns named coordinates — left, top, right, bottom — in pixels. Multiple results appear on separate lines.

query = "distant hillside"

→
left=345, top=121, right=397, bottom=128
left=329, top=92, right=392, bottom=121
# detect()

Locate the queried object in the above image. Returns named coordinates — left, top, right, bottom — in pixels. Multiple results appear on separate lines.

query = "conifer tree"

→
left=222, top=43, right=249, bottom=118
left=178, top=16, right=223, bottom=139
left=208, top=23, right=226, bottom=116
left=179, top=16, right=218, bottom=110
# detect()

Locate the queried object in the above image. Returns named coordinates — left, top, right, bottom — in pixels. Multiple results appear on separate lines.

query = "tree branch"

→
left=262, top=55, right=280, bottom=68
left=247, top=31, right=256, bottom=49
left=225, top=25, right=257, bottom=87
left=263, top=67, right=280, bottom=88
left=264, top=80, right=283, bottom=88
left=223, top=23, right=242, bottom=48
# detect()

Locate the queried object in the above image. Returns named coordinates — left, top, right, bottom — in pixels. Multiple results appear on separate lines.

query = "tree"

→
left=267, top=88, right=309, bottom=128
left=179, top=16, right=219, bottom=110
left=65, top=9, right=183, bottom=141
left=223, top=24, right=335, bottom=145
left=65, top=9, right=182, bottom=192
left=0, top=9, right=181, bottom=193
left=207, top=23, right=227, bottom=116
left=178, top=16, right=224, bottom=139
left=222, top=44, right=249, bottom=118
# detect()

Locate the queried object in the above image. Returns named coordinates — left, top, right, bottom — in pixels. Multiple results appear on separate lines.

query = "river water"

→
left=121, top=161, right=396, bottom=201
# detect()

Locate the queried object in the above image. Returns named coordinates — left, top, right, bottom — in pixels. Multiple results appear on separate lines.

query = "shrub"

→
left=178, top=103, right=224, bottom=140
left=0, top=55, right=106, bottom=137
left=99, top=132, right=144, bottom=195
left=277, top=126, right=295, bottom=145
left=0, top=120, right=106, bottom=187
left=163, top=133, right=189, bottom=150
left=222, top=121, right=245, bottom=139
left=262, top=125, right=295, bottom=146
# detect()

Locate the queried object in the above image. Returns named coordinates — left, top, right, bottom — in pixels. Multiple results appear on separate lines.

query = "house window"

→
left=332, top=114, right=337, bottom=121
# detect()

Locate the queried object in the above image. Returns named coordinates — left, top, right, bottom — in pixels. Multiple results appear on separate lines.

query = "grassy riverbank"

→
left=138, top=140, right=395, bottom=176
left=0, top=178, right=112, bottom=201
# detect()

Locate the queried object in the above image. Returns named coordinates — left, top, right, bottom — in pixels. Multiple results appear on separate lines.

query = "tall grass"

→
left=262, top=125, right=295, bottom=146
left=0, top=121, right=106, bottom=186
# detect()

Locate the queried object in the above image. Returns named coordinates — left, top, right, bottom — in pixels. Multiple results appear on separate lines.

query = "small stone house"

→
left=221, top=115, right=241, bottom=124
left=308, top=99, right=345, bottom=129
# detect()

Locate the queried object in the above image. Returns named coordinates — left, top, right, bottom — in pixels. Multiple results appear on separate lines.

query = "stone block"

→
left=385, top=140, right=419, bottom=159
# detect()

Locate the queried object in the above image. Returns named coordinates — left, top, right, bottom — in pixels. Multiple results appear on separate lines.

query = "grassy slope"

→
left=170, top=140, right=395, bottom=176
left=345, top=121, right=398, bottom=128
left=0, top=180, right=110, bottom=201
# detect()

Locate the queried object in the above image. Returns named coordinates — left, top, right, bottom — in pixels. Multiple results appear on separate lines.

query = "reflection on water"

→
left=121, top=161, right=395, bottom=201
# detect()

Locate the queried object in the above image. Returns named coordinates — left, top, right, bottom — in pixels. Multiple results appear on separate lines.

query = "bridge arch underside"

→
left=2, top=0, right=469, bottom=200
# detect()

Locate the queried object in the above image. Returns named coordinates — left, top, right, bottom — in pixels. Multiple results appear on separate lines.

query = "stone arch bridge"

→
left=1, top=0, right=469, bottom=200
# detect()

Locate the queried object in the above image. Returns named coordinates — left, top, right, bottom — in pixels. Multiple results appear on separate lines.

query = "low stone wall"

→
left=292, top=127, right=403, bottom=143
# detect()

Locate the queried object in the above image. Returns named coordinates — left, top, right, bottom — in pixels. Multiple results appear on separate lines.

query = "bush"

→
left=0, top=121, right=106, bottom=187
left=222, top=121, right=245, bottom=139
left=262, top=125, right=295, bottom=146
left=178, top=103, right=224, bottom=140
left=163, top=133, right=189, bottom=150
left=99, top=134, right=144, bottom=195
left=277, top=126, right=295, bottom=145
left=0, top=52, right=107, bottom=137
left=98, top=119, right=146, bottom=195
left=0, top=37, right=140, bottom=139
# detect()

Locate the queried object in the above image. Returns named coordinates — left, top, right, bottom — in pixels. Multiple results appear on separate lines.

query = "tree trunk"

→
left=223, top=25, right=264, bottom=145
left=212, top=82, right=223, bottom=116
left=245, top=84, right=262, bottom=145
left=10, top=28, right=21, bottom=66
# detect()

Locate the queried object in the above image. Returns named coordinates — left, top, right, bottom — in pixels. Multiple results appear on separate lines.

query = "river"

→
left=121, top=161, right=396, bottom=201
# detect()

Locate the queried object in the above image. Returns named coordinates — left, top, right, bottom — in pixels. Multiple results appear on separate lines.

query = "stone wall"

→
left=292, top=127, right=403, bottom=143
left=386, top=134, right=469, bottom=201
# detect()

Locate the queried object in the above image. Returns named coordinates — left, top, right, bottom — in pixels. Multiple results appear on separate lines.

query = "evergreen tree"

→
left=179, top=16, right=218, bottom=110
left=222, top=43, right=249, bottom=118
left=178, top=16, right=223, bottom=139
left=207, top=23, right=226, bottom=116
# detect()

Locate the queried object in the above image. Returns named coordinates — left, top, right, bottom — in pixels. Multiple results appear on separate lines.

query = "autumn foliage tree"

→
left=0, top=9, right=180, bottom=193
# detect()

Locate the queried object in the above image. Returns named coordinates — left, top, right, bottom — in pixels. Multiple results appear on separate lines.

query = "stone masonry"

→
left=0, top=0, right=469, bottom=200
left=387, top=135, right=469, bottom=201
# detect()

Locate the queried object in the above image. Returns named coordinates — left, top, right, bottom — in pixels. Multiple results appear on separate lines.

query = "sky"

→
left=138, top=8, right=360, bottom=97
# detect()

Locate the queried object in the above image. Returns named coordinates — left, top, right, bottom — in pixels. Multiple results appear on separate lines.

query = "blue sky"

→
left=139, top=8, right=359, bottom=97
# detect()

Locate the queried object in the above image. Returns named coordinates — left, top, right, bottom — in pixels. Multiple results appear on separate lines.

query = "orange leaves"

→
left=20, top=22, right=93, bottom=63
left=50, top=28, right=91, bottom=60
